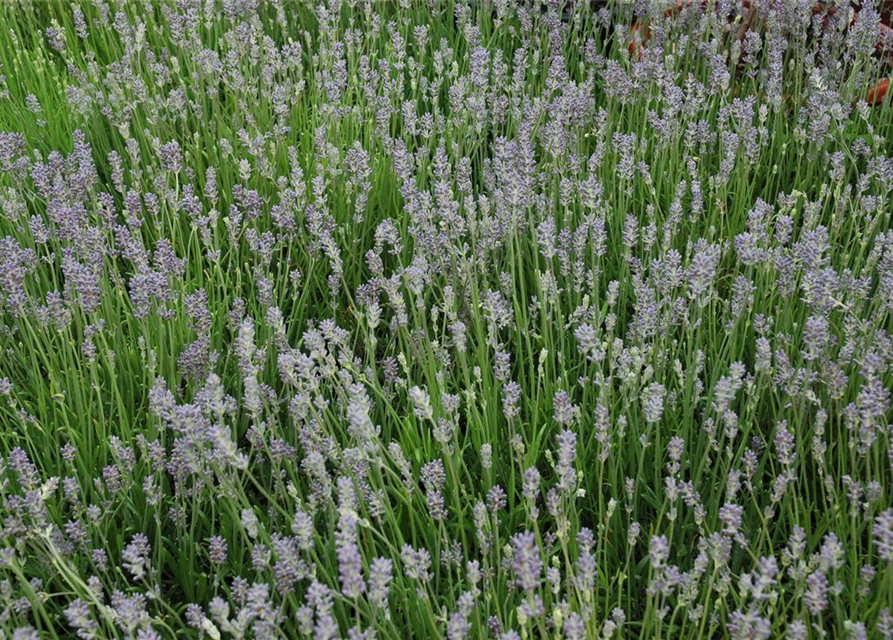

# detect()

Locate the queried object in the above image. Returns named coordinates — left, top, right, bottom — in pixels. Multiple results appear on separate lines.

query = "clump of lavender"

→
left=0, top=1, right=891, bottom=638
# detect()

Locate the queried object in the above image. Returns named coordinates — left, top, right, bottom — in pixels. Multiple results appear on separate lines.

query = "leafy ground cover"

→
left=0, top=0, right=893, bottom=638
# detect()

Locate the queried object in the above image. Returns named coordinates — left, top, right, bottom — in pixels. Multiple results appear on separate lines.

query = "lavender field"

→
left=0, top=0, right=892, bottom=637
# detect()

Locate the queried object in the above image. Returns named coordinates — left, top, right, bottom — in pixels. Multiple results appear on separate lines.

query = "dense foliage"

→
left=1, top=0, right=893, bottom=638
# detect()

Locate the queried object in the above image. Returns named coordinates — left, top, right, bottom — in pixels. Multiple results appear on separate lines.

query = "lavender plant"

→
left=0, top=0, right=892, bottom=638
